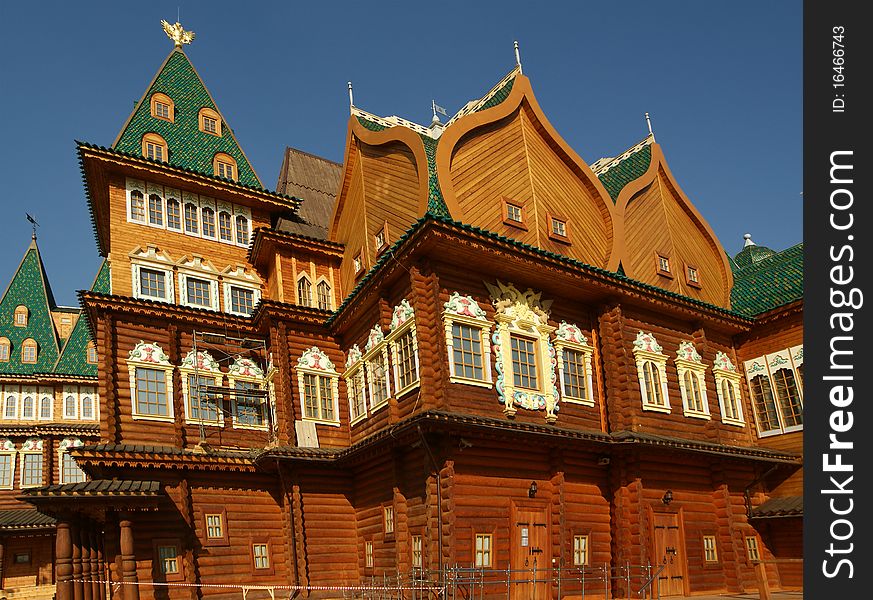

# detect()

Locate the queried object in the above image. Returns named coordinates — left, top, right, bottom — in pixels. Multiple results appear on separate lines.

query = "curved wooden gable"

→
left=329, top=119, right=429, bottom=293
left=435, top=75, right=617, bottom=269
left=612, top=143, right=734, bottom=307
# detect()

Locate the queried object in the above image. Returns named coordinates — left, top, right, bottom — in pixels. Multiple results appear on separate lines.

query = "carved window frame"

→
left=127, top=341, right=175, bottom=422
left=179, top=350, right=224, bottom=426
left=744, top=346, right=804, bottom=437
left=386, top=300, right=421, bottom=398
left=58, top=437, right=86, bottom=484
left=176, top=255, right=220, bottom=311
left=442, top=293, right=493, bottom=387
left=62, top=386, right=78, bottom=420
left=675, top=341, right=710, bottom=420
left=712, top=351, right=745, bottom=426
left=150, top=93, right=174, bottom=123
left=20, top=386, right=37, bottom=421
left=363, top=325, right=391, bottom=413
left=296, top=273, right=313, bottom=307
left=222, top=265, right=263, bottom=317
left=228, top=358, right=268, bottom=430
left=38, top=387, right=53, bottom=421
left=295, top=347, right=340, bottom=426
left=486, top=281, right=558, bottom=424
left=130, top=246, right=175, bottom=304
left=18, top=438, right=43, bottom=489
left=553, top=322, right=595, bottom=407
left=344, top=345, right=368, bottom=426
left=632, top=331, right=671, bottom=413
left=0, top=439, right=16, bottom=490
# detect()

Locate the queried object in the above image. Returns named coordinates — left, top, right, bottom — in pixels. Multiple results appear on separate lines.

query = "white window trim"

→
left=80, top=389, right=98, bottom=421
left=165, top=189, right=183, bottom=231
left=179, top=351, right=224, bottom=426
left=183, top=192, right=201, bottom=238
left=126, top=178, right=147, bottom=224
left=295, top=347, right=340, bottom=426
left=744, top=347, right=804, bottom=437
left=3, top=388, right=19, bottom=420
left=20, top=386, right=37, bottom=421
left=386, top=300, right=421, bottom=399
left=296, top=273, right=313, bottom=307
left=216, top=206, right=236, bottom=245
left=553, top=322, right=595, bottom=407
left=38, top=387, right=53, bottom=421
left=18, top=438, right=43, bottom=489
left=233, top=205, right=253, bottom=248
left=127, top=341, right=175, bottom=422
left=221, top=265, right=263, bottom=317
left=675, top=341, right=710, bottom=420
left=712, top=351, right=745, bottom=426
left=58, top=437, right=86, bottom=484
left=130, top=246, right=175, bottom=304
left=442, top=293, right=493, bottom=388
left=344, top=345, right=368, bottom=426
left=145, top=183, right=166, bottom=230
left=62, top=386, right=79, bottom=420
left=363, top=326, right=391, bottom=413
left=228, top=358, right=269, bottom=430
left=632, top=331, right=671, bottom=413
left=201, top=201, right=218, bottom=240
left=315, top=277, right=333, bottom=311
left=0, top=439, right=16, bottom=490
left=485, top=281, right=559, bottom=423
left=177, top=272, right=220, bottom=311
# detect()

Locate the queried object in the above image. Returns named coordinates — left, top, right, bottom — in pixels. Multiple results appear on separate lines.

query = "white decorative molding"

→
left=713, top=351, right=744, bottom=427
left=295, top=347, right=340, bottom=426
left=390, top=299, right=416, bottom=332
left=632, top=331, right=671, bottom=413
left=386, top=300, right=421, bottom=398
left=674, top=341, right=710, bottom=420
left=362, top=326, right=391, bottom=412
left=127, top=341, right=174, bottom=422
left=553, top=322, right=595, bottom=407
left=442, top=293, right=493, bottom=387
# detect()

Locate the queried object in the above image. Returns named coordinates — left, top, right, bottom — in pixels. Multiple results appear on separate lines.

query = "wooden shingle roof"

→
left=275, top=147, right=342, bottom=239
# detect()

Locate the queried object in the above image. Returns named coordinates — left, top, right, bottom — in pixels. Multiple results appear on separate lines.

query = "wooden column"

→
left=119, top=514, right=140, bottom=600
left=91, top=529, right=104, bottom=600
left=82, top=524, right=93, bottom=600
left=72, top=521, right=84, bottom=600
left=56, top=517, right=75, bottom=600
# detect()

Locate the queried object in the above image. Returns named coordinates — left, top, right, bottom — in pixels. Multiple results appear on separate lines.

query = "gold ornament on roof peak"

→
left=161, top=20, right=195, bottom=47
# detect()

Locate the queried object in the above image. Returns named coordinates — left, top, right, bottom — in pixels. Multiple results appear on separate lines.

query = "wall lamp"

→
left=528, top=481, right=538, bottom=498
left=662, top=489, right=674, bottom=505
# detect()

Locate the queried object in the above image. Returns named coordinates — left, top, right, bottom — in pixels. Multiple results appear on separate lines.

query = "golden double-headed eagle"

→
left=161, top=20, right=195, bottom=47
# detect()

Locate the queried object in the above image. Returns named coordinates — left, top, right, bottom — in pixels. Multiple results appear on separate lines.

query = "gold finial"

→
left=161, top=19, right=195, bottom=48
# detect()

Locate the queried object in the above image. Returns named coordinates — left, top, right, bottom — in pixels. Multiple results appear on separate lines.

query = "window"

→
left=86, top=341, right=98, bottom=364
left=745, top=536, right=760, bottom=561
left=553, top=322, right=595, bottom=406
left=703, top=535, right=718, bottom=563
left=383, top=505, right=395, bottom=534
left=443, top=293, right=492, bottom=386
left=316, top=280, right=332, bottom=311
left=0, top=449, right=14, bottom=489
left=502, top=198, right=526, bottom=228
left=157, top=545, right=180, bottom=575
left=60, top=449, right=86, bottom=484
left=218, top=211, right=233, bottom=241
left=19, top=439, right=43, bottom=488
left=142, top=133, right=168, bottom=162
left=39, top=393, right=52, bottom=420
left=474, top=534, right=492, bottom=567
left=130, top=190, right=146, bottom=222
left=632, top=331, right=671, bottom=413
left=22, top=394, right=35, bottom=419
left=234, top=380, right=265, bottom=427
left=81, top=395, right=94, bottom=419
left=365, top=541, right=374, bottom=568
left=139, top=267, right=168, bottom=300
left=296, top=347, right=340, bottom=424
left=213, top=154, right=237, bottom=181
left=386, top=301, right=420, bottom=398
left=374, top=222, right=389, bottom=254
left=0, top=338, right=9, bottom=361
left=364, top=326, right=391, bottom=412
left=344, top=347, right=367, bottom=424
left=21, top=339, right=37, bottom=364
left=235, top=215, right=250, bottom=245
left=206, top=514, right=224, bottom=539
left=353, top=252, right=363, bottom=276
left=656, top=253, right=671, bottom=277
left=199, top=108, right=222, bottom=136
left=202, top=207, right=216, bottom=238
left=486, top=280, right=559, bottom=423
left=252, top=544, right=270, bottom=570
left=744, top=347, right=803, bottom=436
left=150, top=93, right=174, bottom=122
left=686, top=264, right=701, bottom=288
left=166, top=198, right=181, bottom=230
left=228, top=285, right=257, bottom=316
left=713, top=352, right=744, bottom=426
left=453, top=324, right=484, bottom=380
left=222, top=268, right=263, bottom=317
left=675, top=341, right=710, bottom=419
left=573, top=534, right=589, bottom=566
left=185, top=276, right=214, bottom=308
left=14, top=306, right=28, bottom=326
left=127, top=342, right=174, bottom=421
left=548, top=214, right=570, bottom=243
left=184, top=203, right=199, bottom=234
left=187, top=374, right=220, bottom=423
left=412, top=535, right=423, bottom=569
left=64, top=392, right=78, bottom=419
left=4, top=394, right=17, bottom=419
left=147, top=193, right=163, bottom=226
left=297, top=275, right=312, bottom=307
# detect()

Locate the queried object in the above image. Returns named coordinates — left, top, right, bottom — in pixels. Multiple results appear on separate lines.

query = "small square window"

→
left=656, top=254, right=672, bottom=278
left=703, top=535, right=718, bottom=562
left=384, top=505, right=395, bottom=535
left=14, top=552, right=30, bottom=565
left=375, top=229, right=386, bottom=251
left=353, top=252, right=364, bottom=276
left=549, top=215, right=570, bottom=242
left=745, top=536, right=760, bottom=561
left=252, top=543, right=270, bottom=570
left=573, top=534, right=589, bottom=566
left=686, top=265, right=701, bottom=288
left=474, top=534, right=492, bottom=567
left=365, top=540, right=374, bottom=568
left=203, top=116, right=218, bottom=134
left=155, top=102, right=171, bottom=120
left=507, top=204, right=522, bottom=222
left=158, top=545, right=179, bottom=574
left=206, top=514, right=224, bottom=539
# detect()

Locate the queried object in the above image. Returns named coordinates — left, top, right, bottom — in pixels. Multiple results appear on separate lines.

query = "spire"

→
left=514, top=40, right=523, bottom=74
left=348, top=81, right=355, bottom=113
left=743, top=233, right=755, bottom=247
left=645, top=112, right=655, bottom=141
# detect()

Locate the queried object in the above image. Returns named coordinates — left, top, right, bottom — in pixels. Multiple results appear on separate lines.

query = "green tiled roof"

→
left=730, top=243, right=803, bottom=316
left=356, top=116, right=388, bottom=132
left=54, top=261, right=108, bottom=377
left=419, top=135, right=449, bottom=217
left=113, top=49, right=261, bottom=187
left=733, top=243, right=777, bottom=270
left=597, top=144, right=652, bottom=202
left=0, top=240, right=60, bottom=374
left=477, top=77, right=515, bottom=112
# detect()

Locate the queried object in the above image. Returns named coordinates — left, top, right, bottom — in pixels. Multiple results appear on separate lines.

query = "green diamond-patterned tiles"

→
left=730, top=244, right=803, bottom=316
left=113, top=50, right=260, bottom=187
left=597, top=145, right=652, bottom=202
left=54, top=261, right=108, bottom=377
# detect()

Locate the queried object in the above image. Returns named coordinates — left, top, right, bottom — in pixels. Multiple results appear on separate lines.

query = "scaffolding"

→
left=190, top=330, right=274, bottom=445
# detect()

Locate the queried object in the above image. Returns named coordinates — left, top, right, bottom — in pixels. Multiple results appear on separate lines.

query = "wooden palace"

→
left=1, top=22, right=803, bottom=600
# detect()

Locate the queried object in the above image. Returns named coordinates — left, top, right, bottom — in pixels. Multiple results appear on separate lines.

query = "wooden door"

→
left=511, top=504, right=551, bottom=600
left=652, top=512, right=686, bottom=597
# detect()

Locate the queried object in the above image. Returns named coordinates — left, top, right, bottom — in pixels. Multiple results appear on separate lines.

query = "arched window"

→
left=641, top=361, right=663, bottom=407
left=218, top=211, right=233, bottom=241
left=39, top=395, right=52, bottom=420
left=150, top=93, right=174, bottom=122
left=235, top=215, right=250, bottom=245
left=316, top=281, right=332, bottom=311
left=184, top=203, right=199, bottom=234
left=81, top=395, right=94, bottom=420
left=14, top=305, right=28, bottom=327
left=202, top=207, right=216, bottom=238
left=64, top=395, right=77, bottom=419
left=166, top=198, right=181, bottom=230
left=0, top=338, right=10, bottom=362
left=21, top=339, right=37, bottom=364
left=22, top=395, right=35, bottom=419
left=213, top=153, right=237, bottom=181
left=148, top=194, right=163, bottom=226
left=721, top=379, right=739, bottom=420
left=749, top=374, right=780, bottom=433
left=772, top=368, right=803, bottom=427
left=632, top=331, right=671, bottom=413
left=297, top=276, right=312, bottom=307
left=142, top=133, right=168, bottom=162
left=130, top=190, right=145, bottom=222
left=199, top=107, right=222, bottom=136
left=683, top=371, right=703, bottom=412
left=87, top=341, right=98, bottom=364
left=3, top=395, right=17, bottom=419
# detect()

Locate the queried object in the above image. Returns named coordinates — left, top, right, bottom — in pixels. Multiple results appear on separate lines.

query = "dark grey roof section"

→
left=750, top=495, right=803, bottom=518
left=79, top=443, right=257, bottom=459
left=23, top=479, right=162, bottom=496
left=0, top=508, right=56, bottom=530
left=275, top=146, right=341, bottom=239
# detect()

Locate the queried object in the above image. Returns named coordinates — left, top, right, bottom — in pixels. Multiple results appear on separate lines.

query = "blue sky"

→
left=0, top=1, right=801, bottom=306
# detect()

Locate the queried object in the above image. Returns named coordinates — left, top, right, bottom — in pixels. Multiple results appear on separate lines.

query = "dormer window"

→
left=686, top=264, right=701, bottom=288
left=21, top=339, right=38, bottom=364
left=87, top=342, right=98, bottom=365
left=502, top=198, right=527, bottom=229
left=374, top=222, right=389, bottom=254
left=14, top=306, right=28, bottom=327
left=150, top=93, right=174, bottom=122
left=656, top=253, right=672, bottom=278
left=548, top=214, right=571, bottom=244
left=0, top=338, right=10, bottom=362
left=213, top=153, right=237, bottom=181
left=353, top=251, right=364, bottom=277
left=142, top=133, right=168, bottom=162
left=199, top=108, right=222, bottom=136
